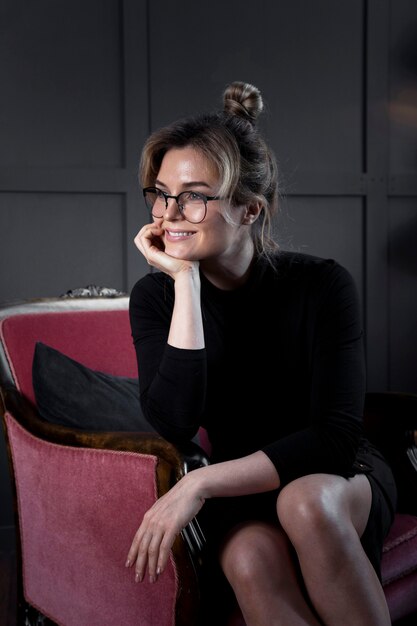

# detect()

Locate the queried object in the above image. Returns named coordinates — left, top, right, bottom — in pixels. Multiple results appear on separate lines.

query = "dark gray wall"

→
left=1, top=0, right=416, bottom=539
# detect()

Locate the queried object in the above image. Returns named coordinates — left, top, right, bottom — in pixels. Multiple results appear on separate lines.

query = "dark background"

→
left=0, top=0, right=416, bottom=546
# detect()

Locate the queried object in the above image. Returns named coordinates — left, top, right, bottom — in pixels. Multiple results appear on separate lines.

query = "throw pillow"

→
left=32, top=341, right=156, bottom=433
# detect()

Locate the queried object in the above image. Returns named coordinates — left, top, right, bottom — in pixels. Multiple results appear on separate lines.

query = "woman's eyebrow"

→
left=155, top=179, right=212, bottom=189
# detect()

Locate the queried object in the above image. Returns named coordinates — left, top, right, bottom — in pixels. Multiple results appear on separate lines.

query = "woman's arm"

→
left=134, top=221, right=205, bottom=350
left=262, top=261, right=366, bottom=485
left=129, top=223, right=207, bottom=440
left=168, top=267, right=204, bottom=350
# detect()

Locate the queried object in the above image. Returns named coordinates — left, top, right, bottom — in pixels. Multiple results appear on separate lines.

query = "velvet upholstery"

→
left=6, top=411, right=177, bottom=626
left=382, top=513, right=417, bottom=622
left=0, top=309, right=137, bottom=405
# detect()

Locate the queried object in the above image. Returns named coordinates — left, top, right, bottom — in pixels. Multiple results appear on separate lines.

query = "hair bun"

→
left=223, top=81, right=263, bottom=124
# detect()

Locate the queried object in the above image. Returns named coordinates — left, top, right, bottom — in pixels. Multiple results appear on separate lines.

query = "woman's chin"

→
left=165, top=243, right=196, bottom=260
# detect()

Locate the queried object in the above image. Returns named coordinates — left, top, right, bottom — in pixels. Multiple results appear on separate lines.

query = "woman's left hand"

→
left=126, top=472, right=205, bottom=583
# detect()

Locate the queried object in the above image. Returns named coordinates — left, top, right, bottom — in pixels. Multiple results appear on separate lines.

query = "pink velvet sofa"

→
left=1, top=295, right=417, bottom=625
left=0, top=295, right=205, bottom=626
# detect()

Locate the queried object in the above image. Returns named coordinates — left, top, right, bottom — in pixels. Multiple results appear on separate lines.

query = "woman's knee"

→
left=219, top=521, right=292, bottom=587
left=277, top=475, right=353, bottom=550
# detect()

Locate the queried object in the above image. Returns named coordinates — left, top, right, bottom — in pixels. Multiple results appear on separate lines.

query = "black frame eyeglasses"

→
left=142, top=187, right=219, bottom=224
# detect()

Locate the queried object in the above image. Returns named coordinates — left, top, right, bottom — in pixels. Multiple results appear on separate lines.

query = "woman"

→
left=126, top=81, right=397, bottom=625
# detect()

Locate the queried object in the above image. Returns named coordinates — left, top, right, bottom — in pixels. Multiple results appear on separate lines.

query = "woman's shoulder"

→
left=266, top=250, right=351, bottom=282
left=261, top=251, right=358, bottom=303
left=272, top=252, right=361, bottom=316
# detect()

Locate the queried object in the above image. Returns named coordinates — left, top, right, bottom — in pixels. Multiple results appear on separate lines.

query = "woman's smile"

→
left=164, top=228, right=197, bottom=241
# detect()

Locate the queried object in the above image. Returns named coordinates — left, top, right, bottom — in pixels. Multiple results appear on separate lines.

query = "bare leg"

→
left=277, top=473, right=391, bottom=626
left=219, top=521, right=323, bottom=626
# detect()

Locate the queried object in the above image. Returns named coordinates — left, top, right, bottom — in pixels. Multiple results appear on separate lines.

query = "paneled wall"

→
left=388, top=0, right=417, bottom=392
left=1, top=0, right=416, bottom=539
left=0, top=0, right=150, bottom=298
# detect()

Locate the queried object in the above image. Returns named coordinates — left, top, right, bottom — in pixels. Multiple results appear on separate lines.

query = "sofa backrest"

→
left=0, top=304, right=136, bottom=406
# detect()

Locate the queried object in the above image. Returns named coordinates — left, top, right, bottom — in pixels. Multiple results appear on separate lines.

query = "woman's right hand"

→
left=134, top=222, right=198, bottom=279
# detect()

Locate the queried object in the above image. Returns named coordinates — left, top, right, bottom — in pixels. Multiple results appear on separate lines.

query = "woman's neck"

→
left=201, top=240, right=256, bottom=291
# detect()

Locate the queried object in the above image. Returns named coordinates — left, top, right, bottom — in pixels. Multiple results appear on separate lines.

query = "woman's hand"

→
left=125, top=453, right=280, bottom=583
left=134, top=222, right=197, bottom=278
left=125, top=472, right=205, bottom=583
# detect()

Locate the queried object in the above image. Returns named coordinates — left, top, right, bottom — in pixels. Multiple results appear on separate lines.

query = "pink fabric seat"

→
left=381, top=513, right=417, bottom=622
left=0, top=298, right=200, bottom=626
left=0, top=308, right=137, bottom=404
left=6, top=412, right=177, bottom=626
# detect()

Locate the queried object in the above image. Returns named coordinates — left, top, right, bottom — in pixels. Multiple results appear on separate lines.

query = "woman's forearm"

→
left=168, top=268, right=205, bottom=349
left=191, top=450, right=281, bottom=499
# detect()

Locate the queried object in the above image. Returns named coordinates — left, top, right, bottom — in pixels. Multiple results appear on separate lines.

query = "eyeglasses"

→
left=143, top=187, right=219, bottom=224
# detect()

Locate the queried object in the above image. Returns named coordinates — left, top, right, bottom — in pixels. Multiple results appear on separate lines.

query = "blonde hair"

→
left=140, top=81, right=279, bottom=264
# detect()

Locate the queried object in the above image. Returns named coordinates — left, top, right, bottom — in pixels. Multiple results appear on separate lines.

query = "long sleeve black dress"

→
left=129, top=251, right=397, bottom=579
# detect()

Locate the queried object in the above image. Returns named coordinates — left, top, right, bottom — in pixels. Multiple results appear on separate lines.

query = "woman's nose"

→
left=164, top=198, right=182, bottom=219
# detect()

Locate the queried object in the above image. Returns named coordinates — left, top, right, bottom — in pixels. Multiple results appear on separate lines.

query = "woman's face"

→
left=153, top=147, right=253, bottom=267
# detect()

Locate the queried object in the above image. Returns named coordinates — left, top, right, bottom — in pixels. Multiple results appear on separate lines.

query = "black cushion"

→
left=32, top=341, right=156, bottom=432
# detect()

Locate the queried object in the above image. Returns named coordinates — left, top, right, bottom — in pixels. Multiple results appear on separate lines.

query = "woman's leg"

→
left=219, top=520, right=323, bottom=625
left=277, top=473, right=391, bottom=626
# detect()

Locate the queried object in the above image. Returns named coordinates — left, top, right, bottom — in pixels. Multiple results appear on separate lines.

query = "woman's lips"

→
left=165, top=229, right=196, bottom=241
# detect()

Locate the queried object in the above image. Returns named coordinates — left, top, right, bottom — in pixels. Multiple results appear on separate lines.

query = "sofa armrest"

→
left=1, top=385, right=208, bottom=618
left=1, top=386, right=206, bottom=472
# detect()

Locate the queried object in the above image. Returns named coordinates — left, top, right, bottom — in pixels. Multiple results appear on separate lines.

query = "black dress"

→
left=129, top=251, right=397, bottom=580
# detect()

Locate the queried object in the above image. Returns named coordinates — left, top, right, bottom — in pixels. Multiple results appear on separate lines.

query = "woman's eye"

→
left=188, top=192, right=202, bottom=201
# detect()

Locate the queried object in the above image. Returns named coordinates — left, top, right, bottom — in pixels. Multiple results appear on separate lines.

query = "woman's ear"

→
left=242, top=202, right=262, bottom=225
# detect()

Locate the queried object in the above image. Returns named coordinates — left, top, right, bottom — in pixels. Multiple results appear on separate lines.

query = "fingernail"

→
left=135, top=572, right=142, bottom=583
left=125, top=559, right=131, bottom=568
left=156, top=566, right=161, bottom=576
